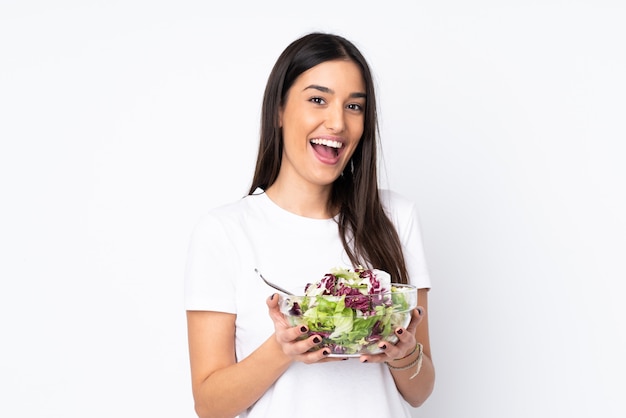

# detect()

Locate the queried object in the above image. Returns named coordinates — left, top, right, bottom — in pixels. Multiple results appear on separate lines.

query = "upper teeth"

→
left=310, top=139, right=342, bottom=149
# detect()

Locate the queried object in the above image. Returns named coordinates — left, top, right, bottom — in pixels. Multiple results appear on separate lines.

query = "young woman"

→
left=185, top=32, right=435, bottom=418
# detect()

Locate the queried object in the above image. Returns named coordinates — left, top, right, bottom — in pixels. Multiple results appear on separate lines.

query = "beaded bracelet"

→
left=385, top=343, right=424, bottom=379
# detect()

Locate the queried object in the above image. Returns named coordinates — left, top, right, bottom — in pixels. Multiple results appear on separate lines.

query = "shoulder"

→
left=379, top=189, right=422, bottom=235
left=379, top=189, right=417, bottom=215
left=191, top=194, right=257, bottom=236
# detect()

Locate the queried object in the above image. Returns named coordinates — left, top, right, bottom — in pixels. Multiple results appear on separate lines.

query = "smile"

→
left=310, top=138, right=343, bottom=149
left=310, top=138, right=343, bottom=159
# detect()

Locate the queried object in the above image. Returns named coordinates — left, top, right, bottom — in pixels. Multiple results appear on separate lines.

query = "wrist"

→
left=385, top=343, right=424, bottom=379
left=268, top=334, right=295, bottom=366
left=387, top=342, right=419, bottom=365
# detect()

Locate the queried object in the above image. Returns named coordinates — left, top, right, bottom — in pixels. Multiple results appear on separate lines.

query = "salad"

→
left=280, top=267, right=416, bottom=355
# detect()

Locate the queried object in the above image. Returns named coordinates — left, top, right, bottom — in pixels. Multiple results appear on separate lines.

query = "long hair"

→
left=248, top=32, right=409, bottom=283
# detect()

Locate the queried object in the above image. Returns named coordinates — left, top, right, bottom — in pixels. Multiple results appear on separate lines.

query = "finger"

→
left=282, top=333, right=325, bottom=357
left=359, top=352, right=393, bottom=363
left=379, top=311, right=419, bottom=358
left=378, top=340, right=405, bottom=361
left=266, top=293, right=280, bottom=314
left=267, top=294, right=290, bottom=325
left=392, top=308, right=421, bottom=341
left=296, top=344, right=336, bottom=364
left=359, top=308, right=424, bottom=362
left=390, top=309, right=419, bottom=342
left=274, top=322, right=310, bottom=344
left=405, top=307, right=424, bottom=334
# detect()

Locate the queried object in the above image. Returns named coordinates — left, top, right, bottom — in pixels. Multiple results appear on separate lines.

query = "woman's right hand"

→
left=266, top=293, right=342, bottom=363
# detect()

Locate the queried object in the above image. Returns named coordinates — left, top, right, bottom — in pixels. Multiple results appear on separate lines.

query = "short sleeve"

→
left=184, top=213, right=238, bottom=312
left=400, top=203, right=431, bottom=289
left=381, top=190, right=431, bottom=289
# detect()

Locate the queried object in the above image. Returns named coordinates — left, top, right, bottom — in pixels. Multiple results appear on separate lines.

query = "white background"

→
left=1, top=1, right=625, bottom=417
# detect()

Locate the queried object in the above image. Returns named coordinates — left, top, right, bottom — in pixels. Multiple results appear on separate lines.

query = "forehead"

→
left=293, top=59, right=365, bottom=92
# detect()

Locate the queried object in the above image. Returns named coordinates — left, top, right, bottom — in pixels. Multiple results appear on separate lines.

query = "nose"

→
left=324, top=104, right=345, bottom=132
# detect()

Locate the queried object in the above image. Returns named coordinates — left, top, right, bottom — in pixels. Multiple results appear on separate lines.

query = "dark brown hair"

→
left=248, top=32, right=409, bottom=283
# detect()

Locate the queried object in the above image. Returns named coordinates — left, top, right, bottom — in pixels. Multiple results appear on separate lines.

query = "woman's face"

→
left=278, top=59, right=366, bottom=190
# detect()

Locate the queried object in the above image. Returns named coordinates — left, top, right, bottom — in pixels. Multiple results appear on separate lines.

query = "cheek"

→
left=347, top=113, right=365, bottom=132
left=283, top=114, right=318, bottom=142
left=282, top=106, right=305, bottom=132
left=348, top=119, right=365, bottom=143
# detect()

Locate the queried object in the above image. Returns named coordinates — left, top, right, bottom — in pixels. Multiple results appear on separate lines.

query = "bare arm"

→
left=359, top=288, right=435, bottom=407
left=187, top=295, right=340, bottom=418
left=187, top=310, right=287, bottom=418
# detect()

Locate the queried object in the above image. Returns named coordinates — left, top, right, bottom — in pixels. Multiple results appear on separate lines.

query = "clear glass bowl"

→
left=279, top=283, right=417, bottom=356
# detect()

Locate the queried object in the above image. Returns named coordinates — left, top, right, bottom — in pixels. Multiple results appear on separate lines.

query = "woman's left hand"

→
left=358, top=307, right=424, bottom=363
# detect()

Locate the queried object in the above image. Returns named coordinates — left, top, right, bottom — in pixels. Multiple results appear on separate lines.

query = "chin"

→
left=316, top=170, right=344, bottom=185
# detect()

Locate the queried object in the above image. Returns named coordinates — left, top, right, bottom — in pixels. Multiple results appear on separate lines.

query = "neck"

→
left=265, top=178, right=335, bottom=219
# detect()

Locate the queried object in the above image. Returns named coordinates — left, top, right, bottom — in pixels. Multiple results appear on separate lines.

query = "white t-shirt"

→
left=184, top=188, right=431, bottom=418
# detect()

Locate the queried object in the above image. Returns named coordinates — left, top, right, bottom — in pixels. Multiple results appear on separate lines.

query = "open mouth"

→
left=310, top=138, right=343, bottom=159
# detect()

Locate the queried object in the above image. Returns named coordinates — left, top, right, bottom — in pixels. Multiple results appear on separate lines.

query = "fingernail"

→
left=380, top=344, right=387, bottom=350
left=361, top=359, right=368, bottom=363
left=300, top=326, right=308, bottom=333
left=396, top=329, right=404, bottom=335
left=323, top=350, right=330, bottom=356
left=270, top=294, right=275, bottom=300
left=313, top=336, right=321, bottom=344
left=417, top=307, right=424, bottom=316
left=342, top=358, right=349, bottom=361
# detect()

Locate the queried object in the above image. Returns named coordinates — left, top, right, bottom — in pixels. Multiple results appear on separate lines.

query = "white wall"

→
left=1, top=1, right=624, bottom=417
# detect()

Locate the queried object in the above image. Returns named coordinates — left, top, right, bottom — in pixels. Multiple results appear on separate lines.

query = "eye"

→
left=310, top=97, right=326, bottom=105
left=347, top=103, right=364, bottom=112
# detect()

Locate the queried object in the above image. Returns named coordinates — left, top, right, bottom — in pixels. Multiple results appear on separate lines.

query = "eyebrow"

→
left=303, top=84, right=366, bottom=99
